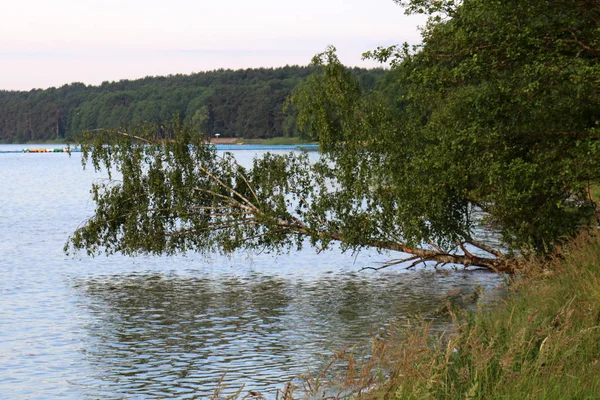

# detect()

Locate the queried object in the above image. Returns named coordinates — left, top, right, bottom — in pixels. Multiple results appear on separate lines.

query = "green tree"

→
left=67, top=0, right=600, bottom=273
left=370, top=0, right=600, bottom=253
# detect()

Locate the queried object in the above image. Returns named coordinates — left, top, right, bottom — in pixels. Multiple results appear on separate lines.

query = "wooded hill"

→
left=0, top=65, right=384, bottom=143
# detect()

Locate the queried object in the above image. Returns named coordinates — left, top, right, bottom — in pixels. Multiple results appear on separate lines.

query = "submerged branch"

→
left=360, top=255, right=421, bottom=271
left=368, top=240, right=512, bottom=273
left=261, top=214, right=515, bottom=273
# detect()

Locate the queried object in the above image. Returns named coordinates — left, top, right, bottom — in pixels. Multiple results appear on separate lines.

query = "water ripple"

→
left=0, top=149, right=505, bottom=399
left=67, top=269, right=503, bottom=398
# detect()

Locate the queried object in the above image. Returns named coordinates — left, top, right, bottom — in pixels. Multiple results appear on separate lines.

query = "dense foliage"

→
left=68, top=0, right=600, bottom=272
left=0, top=66, right=384, bottom=142
left=378, top=0, right=600, bottom=252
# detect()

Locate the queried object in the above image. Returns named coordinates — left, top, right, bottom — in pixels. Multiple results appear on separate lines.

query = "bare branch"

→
left=360, top=255, right=421, bottom=271
left=458, top=241, right=475, bottom=259
left=192, top=187, right=252, bottom=211
left=369, top=240, right=509, bottom=272
left=193, top=160, right=259, bottom=211
left=201, top=211, right=255, bottom=218
left=565, top=29, right=600, bottom=57
left=406, top=257, right=432, bottom=270
left=165, top=219, right=259, bottom=237
left=465, top=238, right=506, bottom=258
left=428, top=241, right=447, bottom=254
left=234, top=163, right=261, bottom=206
left=187, top=205, right=241, bottom=211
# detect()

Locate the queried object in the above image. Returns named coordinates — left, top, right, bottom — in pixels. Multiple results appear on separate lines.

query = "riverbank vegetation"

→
left=0, top=66, right=383, bottom=143
left=250, top=231, right=600, bottom=399
left=366, top=231, right=600, bottom=398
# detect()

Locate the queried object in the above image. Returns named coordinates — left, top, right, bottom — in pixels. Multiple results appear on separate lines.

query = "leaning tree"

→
left=67, top=0, right=600, bottom=273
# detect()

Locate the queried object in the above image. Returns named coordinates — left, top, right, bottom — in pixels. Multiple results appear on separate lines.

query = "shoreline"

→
left=321, top=231, right=600, bottom=399
left=1, top=137, right=317, bottom=146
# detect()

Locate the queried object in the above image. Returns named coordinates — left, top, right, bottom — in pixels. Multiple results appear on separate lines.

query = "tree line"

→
left=0, top=66, right=384, bottom=143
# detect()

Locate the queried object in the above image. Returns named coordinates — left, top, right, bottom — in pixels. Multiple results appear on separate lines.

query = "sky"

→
left=0, top=0, right=426, bottom=91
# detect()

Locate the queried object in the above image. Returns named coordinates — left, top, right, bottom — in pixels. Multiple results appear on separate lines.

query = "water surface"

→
left=0, top=147, right=504, bottom=398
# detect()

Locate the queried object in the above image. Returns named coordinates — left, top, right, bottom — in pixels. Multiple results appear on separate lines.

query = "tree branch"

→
left=465, top=238, right=506, bottom=258
left=360, top=255, right=421, bottom=271
left=192, top=187, right=253, bottom=212
left=193, top=161, right=259, bottom=211
left=564, top=29, right=600, bottom=57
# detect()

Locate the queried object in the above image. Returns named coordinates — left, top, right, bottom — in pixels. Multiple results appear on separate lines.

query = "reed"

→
left=214, top=231, right=600, bottom=399
left=328, top=231, right=600, bottom=399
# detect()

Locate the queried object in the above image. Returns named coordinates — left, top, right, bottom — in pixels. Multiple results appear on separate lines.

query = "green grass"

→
left=215, top=232, right=600, bottom=399
left=328, top=232, right=600, bottom=399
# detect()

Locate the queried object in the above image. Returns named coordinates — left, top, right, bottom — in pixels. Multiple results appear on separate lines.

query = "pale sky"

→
left=0, top=0, right=425, bottom=91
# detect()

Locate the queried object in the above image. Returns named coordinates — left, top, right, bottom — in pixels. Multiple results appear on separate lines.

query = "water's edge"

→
left=0, top=148, right=504, bottom=398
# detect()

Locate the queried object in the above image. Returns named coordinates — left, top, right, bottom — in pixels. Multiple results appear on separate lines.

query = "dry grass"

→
left=326, top=231, right=600, bottom=399
left=213, top=231, right=600, bottom=399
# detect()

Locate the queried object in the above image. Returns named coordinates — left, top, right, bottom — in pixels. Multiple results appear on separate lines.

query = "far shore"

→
left=2, top=137, right=316, bottom=146
left=210, top=137, right=316, bottom=146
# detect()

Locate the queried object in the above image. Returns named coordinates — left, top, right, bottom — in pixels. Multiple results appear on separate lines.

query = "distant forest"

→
left=0, top=65, right=385, bottom=143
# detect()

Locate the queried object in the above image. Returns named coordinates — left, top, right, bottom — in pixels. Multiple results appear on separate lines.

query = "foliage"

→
left=360, top=0, right=600, bottom=253
left=68, top=119, right=329, bottom=257
left=380, top=0, right=600, bottom=253
left=0, top=66, right=385, bottom=143
left=68, top=0, right=600, bottom=273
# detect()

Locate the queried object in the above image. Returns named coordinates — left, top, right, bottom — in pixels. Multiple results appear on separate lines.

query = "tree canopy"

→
left=0, top=66, right=384, bottom=142
left=67, top=0, right=600, bottom=273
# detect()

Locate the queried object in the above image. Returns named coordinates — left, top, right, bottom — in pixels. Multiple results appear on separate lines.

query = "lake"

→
left=0, top=145, right=504, bottom=398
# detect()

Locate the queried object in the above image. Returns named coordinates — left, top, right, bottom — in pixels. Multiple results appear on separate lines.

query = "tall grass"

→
left=332, top=231, right=600, bottom=399
left=213, top=232, right=600, bottom=399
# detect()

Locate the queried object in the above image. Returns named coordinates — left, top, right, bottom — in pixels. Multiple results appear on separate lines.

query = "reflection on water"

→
left=73, top=269, right=503, bottom=398
left=0, top=149, right=505, bottom=399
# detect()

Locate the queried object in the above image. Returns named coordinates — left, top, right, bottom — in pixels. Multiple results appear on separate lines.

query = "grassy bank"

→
left=327, top=232, right=600, bottom=399
left=216, top=232, right=600, bottom=399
